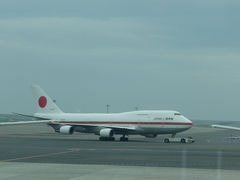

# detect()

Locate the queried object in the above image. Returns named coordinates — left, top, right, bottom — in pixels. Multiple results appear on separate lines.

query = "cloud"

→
left=0, top=1, right=240, bottom=120
left=0, top=17, right=240, bottom=62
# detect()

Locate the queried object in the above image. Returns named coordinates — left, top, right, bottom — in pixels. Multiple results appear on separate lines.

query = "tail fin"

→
left=31, top=85, right=63, bottom=114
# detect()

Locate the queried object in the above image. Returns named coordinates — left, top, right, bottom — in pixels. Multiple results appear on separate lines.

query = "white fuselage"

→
left=35, top=110, right=193, bottom=136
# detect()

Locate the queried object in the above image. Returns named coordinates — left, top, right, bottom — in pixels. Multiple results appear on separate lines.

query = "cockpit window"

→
left=174, top=113, right=181, bottom=116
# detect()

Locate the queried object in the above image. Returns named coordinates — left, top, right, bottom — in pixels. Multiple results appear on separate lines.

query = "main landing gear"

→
left=98, top=135, right=129, bottom=141
left=120, top=135, right=128, bottom=141
left=99, top=137, right=115, bottom=141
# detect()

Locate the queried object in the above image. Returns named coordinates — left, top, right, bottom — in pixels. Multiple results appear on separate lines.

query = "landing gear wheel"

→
left=181, top=138, right=186, bottom=143
left=110, top=137, right=115, bottom=141
left=99, top=137, right=115, bottom=141
left=164, top=138, right=170, bottom=143
left=120, top=137, right=129, bottom=141
left=99, top=137, right=107, bottom=141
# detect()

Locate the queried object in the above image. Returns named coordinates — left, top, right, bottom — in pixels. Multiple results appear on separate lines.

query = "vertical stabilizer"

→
left=31, top=85, right=63, bottom=114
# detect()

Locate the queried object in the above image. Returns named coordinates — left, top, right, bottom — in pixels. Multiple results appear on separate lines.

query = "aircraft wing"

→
left=211, top=124, right=240, bottom=131
left=96, top=124, right=136, bottom=131
left=12, top=112, right=50, bottom=120
left=55, top=121, right=137, bottom=131
left=225, top=136, right=240, bottom=139
left=0, top=113, right=52, bottom=126
left=0, top=120, right=136, bottom=131
left=0, top=120, right=51, bottom=126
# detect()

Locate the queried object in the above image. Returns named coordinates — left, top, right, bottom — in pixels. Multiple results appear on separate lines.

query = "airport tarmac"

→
left=0, top=123, right=240, bottom=179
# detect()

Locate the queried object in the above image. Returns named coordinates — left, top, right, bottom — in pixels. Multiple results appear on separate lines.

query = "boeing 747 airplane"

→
left=0, top=85, right=193, bottom=141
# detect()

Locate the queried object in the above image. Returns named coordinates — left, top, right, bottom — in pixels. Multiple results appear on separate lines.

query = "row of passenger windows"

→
left=154, top=117, right=174, bottom=120
left=137, top=113, right=181, bottom=117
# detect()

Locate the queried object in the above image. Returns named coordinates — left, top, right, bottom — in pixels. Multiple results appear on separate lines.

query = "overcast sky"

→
left=0, top=0, right=240, bottom=120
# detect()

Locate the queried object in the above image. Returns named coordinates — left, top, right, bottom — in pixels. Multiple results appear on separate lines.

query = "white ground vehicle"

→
left=163, top=137, right=195, bottom=143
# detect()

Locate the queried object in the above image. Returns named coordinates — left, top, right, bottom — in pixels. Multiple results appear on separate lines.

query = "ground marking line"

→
left=0, top=149, right=80, bottom=162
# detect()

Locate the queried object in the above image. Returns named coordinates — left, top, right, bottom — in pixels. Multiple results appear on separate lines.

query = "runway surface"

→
left=0, top=124, right=240, bottom=170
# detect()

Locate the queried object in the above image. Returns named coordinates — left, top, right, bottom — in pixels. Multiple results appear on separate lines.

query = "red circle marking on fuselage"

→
left=38, top=96, right=47, bottom=108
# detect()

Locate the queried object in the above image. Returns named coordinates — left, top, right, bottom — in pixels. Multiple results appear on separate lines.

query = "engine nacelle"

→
left=59, top=125, right=74, bottom=134
left=100, top=128, right=114, bottom=137
left=144, top=134, right=157, bottom=138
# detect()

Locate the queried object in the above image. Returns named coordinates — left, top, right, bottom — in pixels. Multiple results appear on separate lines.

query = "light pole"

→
left=106, top=104, right=110, bottom=113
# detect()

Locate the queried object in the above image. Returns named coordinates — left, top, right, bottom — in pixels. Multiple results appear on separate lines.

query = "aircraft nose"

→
left=185, top=117, right=193, bottom=128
